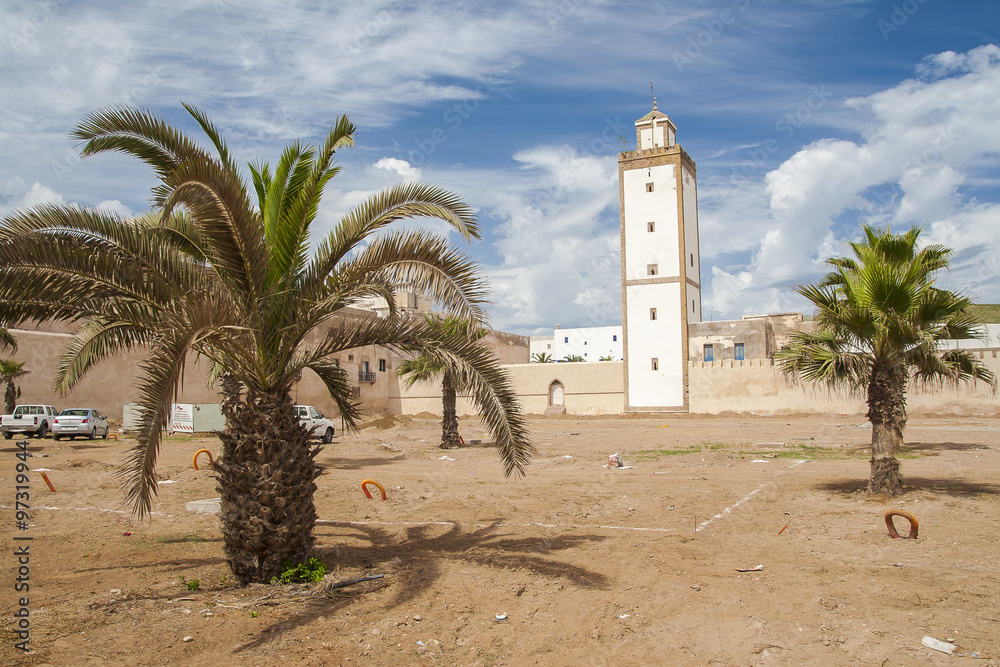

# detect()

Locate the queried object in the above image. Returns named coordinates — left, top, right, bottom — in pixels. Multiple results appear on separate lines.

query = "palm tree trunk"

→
left=4, top=381, right=16, bottom=415
left=220, top=372, right=242, bottom=428
left=441, top=369, right=460, bottom=448
left=214, top=389, right=321, bottom=584
left=866, top=363, right=904, bottom=495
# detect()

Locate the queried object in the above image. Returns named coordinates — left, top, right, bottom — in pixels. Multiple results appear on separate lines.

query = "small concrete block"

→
left=186, top=498, right=221, bottom=514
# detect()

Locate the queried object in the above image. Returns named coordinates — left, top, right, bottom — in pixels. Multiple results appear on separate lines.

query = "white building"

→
left=530, top=326, right=623, bottom=362
left=619, top=99, right=702, bottom=411
left=552, top=325, right=623, bottom=361
left=529, top=335, right=554, bottom=360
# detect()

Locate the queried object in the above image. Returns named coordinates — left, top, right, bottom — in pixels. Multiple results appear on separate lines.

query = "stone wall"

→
left=687, top=354, right=1000, bottom=416
left=395, top=361, right=625, bottom=416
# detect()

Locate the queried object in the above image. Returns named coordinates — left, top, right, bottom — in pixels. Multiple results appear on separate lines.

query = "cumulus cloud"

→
left=704, top=45, right=1000, bottom=318
left=372, top=157, right=422, bottom=182
left=0, top=181, right=64, bottom=216
left=475, top=146, right=620, bottom=332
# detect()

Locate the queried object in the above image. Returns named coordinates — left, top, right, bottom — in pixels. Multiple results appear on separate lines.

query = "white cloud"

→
left=474, top=146, right=621, bottom=331
left=95, top=199, right=132, bottom=218
left=373, top=157, right=421, bottom=182
left=0, top=181, right=64, bottom=216
left=704, top=45, right=1000, bottom=318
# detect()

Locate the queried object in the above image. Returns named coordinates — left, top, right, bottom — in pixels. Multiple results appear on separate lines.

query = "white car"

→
left=51, top=409, right=110, bottom=441
left=294, top=405, right=336, bottom=444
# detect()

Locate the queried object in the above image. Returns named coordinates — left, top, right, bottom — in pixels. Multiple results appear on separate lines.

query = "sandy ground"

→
left=1, top=412, right=999, bottom=666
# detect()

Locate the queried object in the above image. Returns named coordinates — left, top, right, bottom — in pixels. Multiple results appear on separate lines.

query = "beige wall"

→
left=12, top=321, right=997, bottom=421
left=4, top=317, right=529, bottom=422
left=688, top=355, right=1000, bottom=416
left=6, top=328, right=222, bottom=420
left=395, top=361, right=625, bottom=416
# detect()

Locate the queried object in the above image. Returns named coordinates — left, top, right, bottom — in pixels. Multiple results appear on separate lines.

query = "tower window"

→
left=735, top=343, right=745, bottom=361
left=646, top=182, right=654, bottom=193
left=651, top=358, right=658, bottom=371
left=703, top=344, right=714, bottom=362
left=692, top=300, right=696, bottom=312
left=564, top=337, right=569, bottom=343
left=647, top=264, right=658, bottom=276
left=690, top=253, right=694, bottom=267
left=612, top=335, right=617, bottom=341
left=647, top=221, right=655, bottom=233
left=650, top=308, right=657, bottom=320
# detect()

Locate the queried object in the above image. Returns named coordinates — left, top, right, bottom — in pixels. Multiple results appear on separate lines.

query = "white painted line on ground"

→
left=787, top=459, right=808, bottom=469
left=695, top=483, right=770, bottom=533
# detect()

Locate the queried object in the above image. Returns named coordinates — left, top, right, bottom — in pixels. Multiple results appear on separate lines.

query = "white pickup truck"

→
left=294, top=405, right=336, bottom=444
left=2, top=405, right=58, bottom=439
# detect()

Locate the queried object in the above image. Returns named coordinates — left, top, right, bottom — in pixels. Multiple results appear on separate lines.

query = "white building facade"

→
left=552, top=325, right=623, bottom=361
left=530, top=327, right=623, bottom=362
left=619, top=100, right=702, bottom=411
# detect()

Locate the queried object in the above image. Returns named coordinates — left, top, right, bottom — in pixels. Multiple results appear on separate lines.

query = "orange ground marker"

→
left=885, top=509, right=918, bottom=539
left=40, top=472, right=56, bottom=493
left=193, top=449, right=215, bottom=470
left=361, top=479, right=386, bottom=500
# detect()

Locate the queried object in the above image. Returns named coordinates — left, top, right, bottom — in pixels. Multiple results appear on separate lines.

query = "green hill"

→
left=967, top=304, right=1000, bottom=324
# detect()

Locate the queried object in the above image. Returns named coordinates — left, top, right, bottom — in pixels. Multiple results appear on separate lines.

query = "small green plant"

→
left=273, top=557, right=327, bottom=584
left=249, top=611, right=258, bottom=618
left=186, top=579, right=200, bottom=591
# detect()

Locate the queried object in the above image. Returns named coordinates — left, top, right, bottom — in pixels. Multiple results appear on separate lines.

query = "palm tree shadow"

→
left=818, top=477, right=1000, bottom=496
left=233, top=519, right=610, bottom=653
left=319, top=456, right=402, bottom=470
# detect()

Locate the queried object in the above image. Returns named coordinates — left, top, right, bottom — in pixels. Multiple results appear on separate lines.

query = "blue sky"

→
left=2, top=1, right=999, bottom=335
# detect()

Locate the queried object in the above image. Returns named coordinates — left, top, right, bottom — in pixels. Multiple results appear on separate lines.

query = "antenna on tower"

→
left=650, top=82, right=654, bottom=109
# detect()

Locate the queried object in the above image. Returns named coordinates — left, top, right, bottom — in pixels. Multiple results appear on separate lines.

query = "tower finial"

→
left=653, top=96, right=658, bottom=111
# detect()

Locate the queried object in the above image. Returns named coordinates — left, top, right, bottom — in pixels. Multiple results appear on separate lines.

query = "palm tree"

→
left=562, top=354, right=585, bottom=362
left=531, top=352, right=553, bottom=363
left=599, top=355, right=615, bottom=361
left=397, top=315, right=487, bottom=448
left=0, top=359, right=28, bottom=415
left=776, top=224, right=995, bottom=495
left=0, top=104, right=531, bottom=584
left=0, top=326, right=16, bottom=353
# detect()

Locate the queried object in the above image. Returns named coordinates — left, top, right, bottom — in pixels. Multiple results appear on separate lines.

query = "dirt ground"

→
left=2, top=412, right=999, bottom=666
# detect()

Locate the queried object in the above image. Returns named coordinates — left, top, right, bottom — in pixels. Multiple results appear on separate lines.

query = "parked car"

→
left=1, top=405, right=58, bottom=439
left=294, top=405, right=336, bottom=444
left=51, top=409, right=110, bottom=441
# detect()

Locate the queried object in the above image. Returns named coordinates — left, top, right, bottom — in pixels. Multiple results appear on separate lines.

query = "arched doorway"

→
left=548, top=380, right=564, bottom=407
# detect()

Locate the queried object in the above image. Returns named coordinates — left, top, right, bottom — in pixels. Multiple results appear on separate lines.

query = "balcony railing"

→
left=359, top=371, right=377, bottom=383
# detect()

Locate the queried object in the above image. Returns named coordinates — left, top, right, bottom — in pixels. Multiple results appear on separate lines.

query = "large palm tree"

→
left=776, top=224, right=995, bottom=495
left=0, top=359, right=28, bottom=415
left=0, top=105, right=531, bottom=583
left=397, top=314, right=487, bottom=448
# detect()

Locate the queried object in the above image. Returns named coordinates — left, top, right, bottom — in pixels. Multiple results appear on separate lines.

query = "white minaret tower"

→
left=619, top=98, right=702, bottom=411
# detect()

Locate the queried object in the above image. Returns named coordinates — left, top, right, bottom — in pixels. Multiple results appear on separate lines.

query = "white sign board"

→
left=171, top=403, right=194, bottom=433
